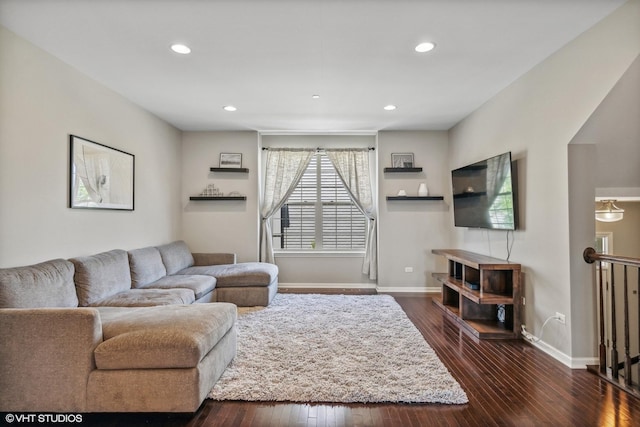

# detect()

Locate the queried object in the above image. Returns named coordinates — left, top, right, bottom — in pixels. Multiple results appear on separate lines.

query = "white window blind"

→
left=273, top=153, right=367, bottom=251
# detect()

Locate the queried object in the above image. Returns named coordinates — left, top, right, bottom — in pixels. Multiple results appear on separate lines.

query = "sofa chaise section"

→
left=156, top=240, right=279, bottom=307
left=88, top=304, right=236, bottom=412
left=180, top=262, right=279, bottom=307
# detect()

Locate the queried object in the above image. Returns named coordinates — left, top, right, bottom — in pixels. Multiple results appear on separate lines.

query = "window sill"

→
left=274, top=251, right=365, bottom=258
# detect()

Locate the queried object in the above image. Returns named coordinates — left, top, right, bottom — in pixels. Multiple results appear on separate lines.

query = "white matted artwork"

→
left=69, top=135, right=134, bottom=210
left=391, top=153, right=414, bottom=168
left=219, top=153, right=243, bottom=168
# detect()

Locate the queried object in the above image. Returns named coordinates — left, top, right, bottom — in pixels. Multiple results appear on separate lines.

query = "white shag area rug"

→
left=208, top=293, right=468, bottom=404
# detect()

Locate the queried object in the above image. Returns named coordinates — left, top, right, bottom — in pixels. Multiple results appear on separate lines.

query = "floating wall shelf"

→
left=383, top=167, right=423, bottom=173
left=189, top=196, right=247, bottom=201
left=210, top=168, right=249, bottom=173
left=386, top=196, right=444, bottom=201
left=453, top=192, right=487, bottom=199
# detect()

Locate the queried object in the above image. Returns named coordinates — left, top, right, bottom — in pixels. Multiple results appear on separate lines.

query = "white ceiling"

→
left=0, top=0, right=626, bottom=132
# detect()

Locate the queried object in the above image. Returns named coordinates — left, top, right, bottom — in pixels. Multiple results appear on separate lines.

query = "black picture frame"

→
left=69, top=135, right=135, bottom=210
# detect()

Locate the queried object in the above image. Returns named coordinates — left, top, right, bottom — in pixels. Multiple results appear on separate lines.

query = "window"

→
left=272, top=153, right=367, bottom=251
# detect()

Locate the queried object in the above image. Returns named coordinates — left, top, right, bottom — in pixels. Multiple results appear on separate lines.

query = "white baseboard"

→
left=525, top=339, right=598, bottom=369
left=280, top=282, right=377, bottom=289
left=569, top=356, right=600, bottom=369
left=376, top=286, right=440, bottom=293
left=279, top=284, right=440, bottom=294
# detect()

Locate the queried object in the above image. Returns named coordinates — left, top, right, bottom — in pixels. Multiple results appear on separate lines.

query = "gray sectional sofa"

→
left=69, top=240, right=279, bottom=308
left=0, top=240, right=279, bottom=413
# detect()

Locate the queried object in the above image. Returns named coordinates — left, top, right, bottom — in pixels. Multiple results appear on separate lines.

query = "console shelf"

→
left=432, top=249, right=522, bottom=339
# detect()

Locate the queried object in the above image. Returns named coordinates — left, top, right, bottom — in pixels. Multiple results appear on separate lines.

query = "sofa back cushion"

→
left=0, top=259, right=78, bottom=308
left=156, top=241, right=194, bottom=275
left=128, top=247, right=167, bottom=288
left=70, top=249, right=131, bottom=307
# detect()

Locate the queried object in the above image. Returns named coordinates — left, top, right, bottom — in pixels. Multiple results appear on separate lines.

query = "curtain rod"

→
left=261, top=147, right=375, bottom=151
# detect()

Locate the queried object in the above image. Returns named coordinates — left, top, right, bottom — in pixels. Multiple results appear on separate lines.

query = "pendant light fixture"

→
left=595, top=200, right=624, bottom=222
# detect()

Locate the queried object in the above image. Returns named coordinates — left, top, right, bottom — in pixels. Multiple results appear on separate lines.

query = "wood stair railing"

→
left=583, top=247, right=640, bottom=398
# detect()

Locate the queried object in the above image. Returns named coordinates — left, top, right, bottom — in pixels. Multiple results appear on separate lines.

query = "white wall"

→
left=181, top=131, right=260, bottom=262
left=0, top=26, right=182, bottom=267
left=593, top=56, right=640, bottom=192
left=572, top=54, right=640, bottom=194
left=567, top=144, right=599, bottom=362
left=447, top=0, right=640, bottom=362
left=568, top=54, right=640, bottom=359
left=377, top=131, right=451, bottom=291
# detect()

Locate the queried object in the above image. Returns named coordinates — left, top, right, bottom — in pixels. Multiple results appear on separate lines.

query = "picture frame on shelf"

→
left=219, top=153, right=243, bottom=168
left=69, top=135, right=135, bottom=210
left=391, top=153, right=414, bottom=168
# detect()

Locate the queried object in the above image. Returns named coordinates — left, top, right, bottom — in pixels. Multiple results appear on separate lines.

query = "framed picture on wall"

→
left=219, top=153, right=243, bottom=168
left=69, top=135, right=135, bottom=210
left=391, top=153, right=414, bottom=168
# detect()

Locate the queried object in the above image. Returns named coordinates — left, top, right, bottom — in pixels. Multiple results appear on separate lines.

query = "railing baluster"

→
left=598, top=260, right=606, bottom=373
left=583, top=247, right=640, bottom=396
left=611, top=264, right=618, bottom=379
left=623, top=265, right=631, bottom=386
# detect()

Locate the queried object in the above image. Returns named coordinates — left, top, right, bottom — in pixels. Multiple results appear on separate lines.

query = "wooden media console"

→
left=432, top=249, right=522, bottom=339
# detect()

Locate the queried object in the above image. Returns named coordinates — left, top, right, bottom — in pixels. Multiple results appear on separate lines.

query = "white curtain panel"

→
left=325, top=149, right=377, bottom=280
left=260, top=148, right=314, bottom=263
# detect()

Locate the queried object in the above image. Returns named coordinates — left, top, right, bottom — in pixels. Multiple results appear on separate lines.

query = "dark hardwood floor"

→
left=84, top=292, right=640, bottom=426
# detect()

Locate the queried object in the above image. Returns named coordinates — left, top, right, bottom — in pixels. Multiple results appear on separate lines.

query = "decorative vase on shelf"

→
left=418, top=182, right=429, bottom=197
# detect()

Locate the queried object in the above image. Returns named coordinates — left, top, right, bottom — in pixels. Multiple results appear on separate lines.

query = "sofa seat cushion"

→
left=70, top=250, right=132, bottom=307
left=177, top=262, right=278, bottom=288
left=94, top=303, right=237, bottom=369
left=0, top=259, right=78, bottom=308
left=144, top=275, right=216, bottom=299
left=90, top=289, right=195, bottom=307
left=128, top=247, right=167, bottom=288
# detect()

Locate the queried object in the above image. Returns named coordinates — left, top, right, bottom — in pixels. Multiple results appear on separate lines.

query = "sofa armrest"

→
left=0, top=308, right=103, bottom=412
left=192, top=252, right=237, bottom=266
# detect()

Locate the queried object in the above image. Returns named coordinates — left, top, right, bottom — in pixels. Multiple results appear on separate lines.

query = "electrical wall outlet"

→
left=555, top=312, right=566, bottom=324
left=522, top=297, right=525, bottom=305
left=404, top=267, right=413, bottom=273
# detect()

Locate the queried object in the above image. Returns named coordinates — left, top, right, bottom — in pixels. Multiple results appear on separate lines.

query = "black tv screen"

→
left=451, top=152, right=517, bottom=230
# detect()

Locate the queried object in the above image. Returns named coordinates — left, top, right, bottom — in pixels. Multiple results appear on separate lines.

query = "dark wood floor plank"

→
left=84, top=292, right=640, bottom=427
left=250, top=402, right=275, bottom=427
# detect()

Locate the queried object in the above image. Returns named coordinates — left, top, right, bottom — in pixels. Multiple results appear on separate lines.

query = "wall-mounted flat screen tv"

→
left=451, top=151, right=518, bottom=230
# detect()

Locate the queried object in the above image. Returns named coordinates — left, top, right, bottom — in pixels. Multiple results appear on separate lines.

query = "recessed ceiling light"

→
left=384, top=105, right=397, bottom=111
left=312, top=94, right=320, bottom=99
left=171, top=44, right=191, bottom=54
left=415, top=42, right=436, bottom=53
left=223, top=105, right=237, bottom=112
